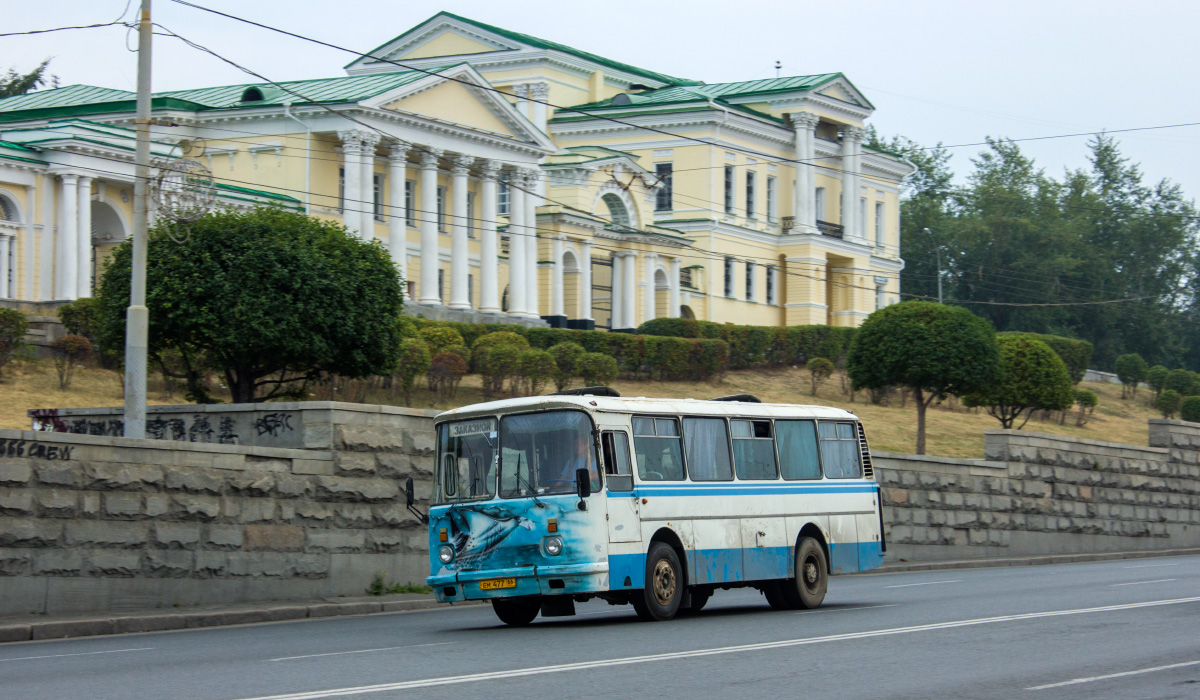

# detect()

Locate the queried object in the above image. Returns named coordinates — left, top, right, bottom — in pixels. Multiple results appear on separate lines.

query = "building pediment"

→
left=348, top=15, right=529, bottom=74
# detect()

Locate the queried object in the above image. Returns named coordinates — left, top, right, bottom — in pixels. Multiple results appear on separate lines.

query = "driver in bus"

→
left=559, top=432, right=598, bottom=489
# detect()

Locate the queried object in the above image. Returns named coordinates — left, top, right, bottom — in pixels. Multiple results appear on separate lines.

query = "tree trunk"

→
left=227, top=369, right=256, bottom=404
left=915, top=387, right=927, bottom=455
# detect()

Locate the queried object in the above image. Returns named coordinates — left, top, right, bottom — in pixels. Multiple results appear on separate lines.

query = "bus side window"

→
left=776, top=420, right=822, bottom=480
left=819, top=421, right=862, bottom=478
left=682, top=417, right=733, bottom=481
left=632, top=415, right=686, bottom=481
left=602, top=431, right=632, bottom=475
left=732, top=419, right=779, bottom=480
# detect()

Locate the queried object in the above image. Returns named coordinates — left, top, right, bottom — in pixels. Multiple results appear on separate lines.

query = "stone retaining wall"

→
left=876, top=423, right=1200, bottom=562
left=0, top=403, right=437, bottom=615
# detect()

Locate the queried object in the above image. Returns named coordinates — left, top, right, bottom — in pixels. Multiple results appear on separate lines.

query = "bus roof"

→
left=434, top=394, right=859, bottom=423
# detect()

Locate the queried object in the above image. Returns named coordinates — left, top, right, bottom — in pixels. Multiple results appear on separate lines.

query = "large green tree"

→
left=96, top=206, right=404, bottom=403
left=963, top=336, right=1075, bottom=429
left=1, top=60, right=54, bottom=98
left=847, top=301, right=1000, bottom=454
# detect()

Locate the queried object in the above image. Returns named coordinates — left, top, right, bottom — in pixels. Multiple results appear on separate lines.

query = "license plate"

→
left=479, top=578, right=516, bottom=590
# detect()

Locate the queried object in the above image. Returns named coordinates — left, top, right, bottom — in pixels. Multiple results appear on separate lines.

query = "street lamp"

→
left=922, top=227, right=943, bottom=305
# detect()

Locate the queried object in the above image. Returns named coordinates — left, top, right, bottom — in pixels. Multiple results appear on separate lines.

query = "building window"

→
left=498, top=173, right=510, bottom=215
left=860, top=197, right=867, bottom=234
left=680, top=267, right=694, bottom=288
left=468, top=274, right=474, bottom=307
left=745, top=261, right=755, bottom=301
left=338, top=167, right=345, bottom=212
left=815, top=187, right=826, bottom=221
left=724, top=257, right=735, bottom=297
left=766, top=266, right=777, bottom=305
left=437, top=268, right=444, bottom=300
left=876, top=283, right=886, bottom=311
left=602, top=193, right=631, bottom=228
left=724, top=166, right=735, bottom=215
left=655, top=163, right=673, bottom=211
left=766, top=176, right=777, bottom=223
left=437, top=186, right=447, bottom=232
left=373, top=174, right=383, bottom=222
left=745, top=171, right=756, bottom=219
left=467, top=191, right=476, bottom=238
left=405, top=180, right=415, bottom=227
left=875, top=202, right=885, bottom=245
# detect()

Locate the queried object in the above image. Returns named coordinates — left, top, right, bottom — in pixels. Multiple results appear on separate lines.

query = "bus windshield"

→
left=499, top=410, right=599, bottom=498
left=435, top=418, right=498, bottom=503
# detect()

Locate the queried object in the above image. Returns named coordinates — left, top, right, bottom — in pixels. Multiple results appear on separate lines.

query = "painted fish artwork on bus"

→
left=444, top=505, right=536, bottom=568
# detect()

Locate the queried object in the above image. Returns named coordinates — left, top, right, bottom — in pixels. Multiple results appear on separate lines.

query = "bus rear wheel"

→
left=631, top=542, right=683, bottom=621
left=781, top=537, right=828, bottom=609
left=492, top=597, right=540, bottom=626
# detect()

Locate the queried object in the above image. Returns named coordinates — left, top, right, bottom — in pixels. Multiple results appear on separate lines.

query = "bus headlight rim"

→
left=545, top=536, right=564, bottom=556
left=438, top=545, right=455, bottom=564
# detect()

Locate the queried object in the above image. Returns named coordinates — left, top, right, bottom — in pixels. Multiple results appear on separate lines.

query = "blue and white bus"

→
left=414, top=388, right=884, bottom=625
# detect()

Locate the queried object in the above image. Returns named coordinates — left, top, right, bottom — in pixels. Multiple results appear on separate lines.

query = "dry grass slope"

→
left=0, top=358, right=1161, bottom=459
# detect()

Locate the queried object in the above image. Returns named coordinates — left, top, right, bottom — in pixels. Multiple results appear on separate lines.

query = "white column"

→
left=623, top=252, right=638, bottom=329
left=523, top=169, right=541, bottom=318
left=841, top=126, right=864, bottom=240
left=643, top=253, right=657, bottom=322
left=56, top=173, right=79, bottom=300
left=448, top=154, right=472, bottom=310
left=0, top=235, right=10, bottom=299
left=792, top=112, right=819, bottom=233
left=609, top=253, right=623, bottom=329
left=551, top=234, right=565, bottom=317
left=580, top=240, right=593, bottom=321
left=529, top=82, right=549, bottom=132
left=76, top=176, right=93, bottom=297
left=669, top=257, right=681, bottom=318
left=508, top=171, right=527, bottom=316
left=387, top=144, right=409, bottom=279
left=359, top=133, right=380, bottom=240
left=478, top=159, right=501, bottom=314
left=338, top=131, right=364, bottom=237
left=512, top=83, right=529, bottom=120
left=418, top=148, right=443, bottom=305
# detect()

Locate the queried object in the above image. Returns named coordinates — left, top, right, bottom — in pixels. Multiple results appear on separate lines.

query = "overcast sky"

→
left=7, top=0, right=1199, bottom=200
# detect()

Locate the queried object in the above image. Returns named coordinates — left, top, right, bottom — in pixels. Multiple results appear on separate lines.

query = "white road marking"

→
left=270, top=643, right=452, bottom=661
left=795, top=604, right=898, bottom=615
left=230, top=596, right=1200, bottom=700
left=1027, top=659, right=1200, bottom=690
left=885, top=579, right=962, bottom=589
left=1122, top=563, right=1180, bottom=569
left=0, top=647, right=153, bottom=663
left=1110, top=579, right=1177, bottom=587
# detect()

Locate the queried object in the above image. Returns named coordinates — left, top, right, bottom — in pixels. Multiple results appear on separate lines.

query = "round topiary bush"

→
left=1180, top=396, right=1200, bottom=423
left=547, top=342, right=585, bottom=391
left=429, top=352, right=468, bottom=400
left=517, top=349, right=557, bottom=396
left=393, top=338, right=431, bottom=406
left=806, top=357, right=834, bottom=397
left=1158, top=390, right=1183, bottom=419
left=575, top=352, right=619, bottom=387
left=419, top=326, right=465, bottom=357
left=0, top=307, right=29, bottom=377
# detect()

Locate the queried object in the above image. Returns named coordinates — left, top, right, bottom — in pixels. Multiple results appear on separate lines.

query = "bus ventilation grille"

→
left=857, top=422, right=874, bottom=479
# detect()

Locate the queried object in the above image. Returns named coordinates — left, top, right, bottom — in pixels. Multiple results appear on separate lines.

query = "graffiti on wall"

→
left=29, top=409, right=299, bottom=447
left=0, top=438, right=74, bottom=460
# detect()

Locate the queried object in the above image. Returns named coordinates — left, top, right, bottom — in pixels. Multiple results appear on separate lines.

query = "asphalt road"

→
left=2, top=556, right=1199, bottom=700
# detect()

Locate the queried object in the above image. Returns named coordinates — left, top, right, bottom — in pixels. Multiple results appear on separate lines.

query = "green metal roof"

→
left=0, top=84, right=135, bottom=113
left=213, top=182, right=302, bottom=203
left=156, top=69, right=435, bottom=110
left=354, top=12, right=700, bottom=87
left=564, top=73, right=852, bottom=110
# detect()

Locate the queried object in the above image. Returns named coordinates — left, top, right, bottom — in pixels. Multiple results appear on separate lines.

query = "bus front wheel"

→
left=492, top=597, right=541, bottom=626
left=781, top=536, right=828, bottom=609
left=631, top=542, right=683, bottom=621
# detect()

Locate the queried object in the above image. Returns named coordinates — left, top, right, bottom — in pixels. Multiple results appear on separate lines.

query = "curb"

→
left=0, top=597, right=483, bottom=644
left=866, top=546, right=1200, bottom=575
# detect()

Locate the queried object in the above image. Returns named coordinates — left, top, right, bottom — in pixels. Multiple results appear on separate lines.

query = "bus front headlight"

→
left=545, top=536, right=564, bottom=556
left=438, top=545, right=455, bottom=564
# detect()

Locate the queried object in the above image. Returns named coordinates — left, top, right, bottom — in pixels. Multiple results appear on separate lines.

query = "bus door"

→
left=600, top=429, right=640, bottom=543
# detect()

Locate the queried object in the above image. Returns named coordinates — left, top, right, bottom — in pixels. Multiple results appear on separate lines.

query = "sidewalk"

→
left=4, top=547, right=1198, bottom=644
left=0, top=593, right=482, bottom=644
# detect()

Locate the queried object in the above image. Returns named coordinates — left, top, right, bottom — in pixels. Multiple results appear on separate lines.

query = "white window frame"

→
left=766, top=176, right=777, bottom=223
left=875, top=201, right=885, bottom=245
left=655, top=162, right=673, bottom=212
left=437, top=186, right=447, bottom=232
left=815, top=187, right=826, bottom=221
left=724, top=166, right=735, bottom=215
left=467, top=191, right=476, bottom=239
left=724, top=257, right=735, bottom=297
left=405, top=179, right=416, bottom=227
left=498, top=173, right=510, bottom=215
left=745, top=171, right=756, bottom=219
left=745, top=261, right=755, bottom=302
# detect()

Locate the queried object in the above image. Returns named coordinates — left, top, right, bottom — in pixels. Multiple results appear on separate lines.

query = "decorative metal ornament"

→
left=150, top=157, right=216, bottom=225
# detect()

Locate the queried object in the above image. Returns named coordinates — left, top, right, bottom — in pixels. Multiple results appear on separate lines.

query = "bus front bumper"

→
left=428, top=561, right=609, bottom=602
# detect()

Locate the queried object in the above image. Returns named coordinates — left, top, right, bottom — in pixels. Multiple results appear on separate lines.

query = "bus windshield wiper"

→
left=514, top=452, right=545, bottom=507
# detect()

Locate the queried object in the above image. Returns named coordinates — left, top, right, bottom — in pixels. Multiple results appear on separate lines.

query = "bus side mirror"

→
left=405, top=477, right=415, bottom=507
left=576, top=468, right=591, bottom=510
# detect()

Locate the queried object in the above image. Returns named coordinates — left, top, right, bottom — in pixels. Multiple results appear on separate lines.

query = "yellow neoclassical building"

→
left=0, top=12, right=912, bottom=331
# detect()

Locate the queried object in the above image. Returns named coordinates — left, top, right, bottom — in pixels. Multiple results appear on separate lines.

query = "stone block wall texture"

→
left=4, top=402, right=1200, bottom=616
left=0, top=403, right=438, bottom=615
left=876, top=423, right=1200, bottom=562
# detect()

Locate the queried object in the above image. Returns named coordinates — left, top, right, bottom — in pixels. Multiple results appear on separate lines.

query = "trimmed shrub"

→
left=1146, top=365, right=1169, bottom=399
left=51, top=334, right=92, bottom=389
left=57, top=297, right=102, bottom=341
left=1114, top=353, right=1148, bottom=398
left=1181, top=396, right=1200, bottom=423
left=997, top=332, right=1093, bottom=385
left=637, top=319, right=854, bottom=370
left=419, top=326, right=465, bottom=357
left=393, top=338, right=431, bottom=407
left=575, top=352, right=618, bottom=386
left=0, top=308, right=28, bottom=378
left=429, top=352, right=468, bottom=400
left=962, top=336, right=1074, bottom=430
left=548, top=342, right=585, bottom=391
left=806, top=357, right=834, bottom=397
left=517, top=349, right=557, bottom=396
left=1164, top=369, right=1195, bottom=397
left=396, top=315, right=420, bottom=340
left=1074, top=389, right=1098, bottom=426
left=1158, top=390, right=1183, bottom=419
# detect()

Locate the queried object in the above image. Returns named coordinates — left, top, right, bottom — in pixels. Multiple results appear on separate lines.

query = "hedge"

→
left=997, top=332, right=1094, bottom=384
left=406, top=317, right=728, bottom=381
left=636, top=319, right=855, bottom=370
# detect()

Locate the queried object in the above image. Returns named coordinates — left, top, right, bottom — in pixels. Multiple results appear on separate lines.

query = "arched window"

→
left=601, top=193, right=630, bottom=228
left=0, top=195, right=16, bottom=221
